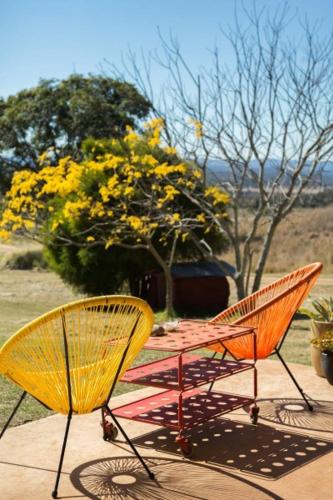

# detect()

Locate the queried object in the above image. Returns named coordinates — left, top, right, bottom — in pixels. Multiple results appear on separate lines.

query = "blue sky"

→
left=1, top=0, right=332, bottom=98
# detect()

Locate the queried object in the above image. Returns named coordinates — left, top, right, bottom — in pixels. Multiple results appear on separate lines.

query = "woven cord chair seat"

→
left=0, top=295, right=154, bottom=414
left=208, top=262, right=322, bottom=359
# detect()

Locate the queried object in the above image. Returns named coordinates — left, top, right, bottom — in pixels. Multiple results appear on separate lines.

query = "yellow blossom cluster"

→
left=189, top=118, right=204, bottom=139
left=205, top=186, right=230, bottom=206
left=144, top=117, right=165, bottom=147
left=0, top=118, right=229, bottom=251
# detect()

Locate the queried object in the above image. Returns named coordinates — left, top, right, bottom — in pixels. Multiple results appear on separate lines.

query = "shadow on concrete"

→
left=70, top=456, right=282, bottom=499
left=132, top=418, right=333, bottom=480
left=0, top=460, right=66, bottom=475
left=252, top=398, right=333, bottom=432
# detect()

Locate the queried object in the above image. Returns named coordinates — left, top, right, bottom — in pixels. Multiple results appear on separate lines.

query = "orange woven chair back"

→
left=208, top=262, right=322, bottom=359
left=0, top=295, right=153, bottom=415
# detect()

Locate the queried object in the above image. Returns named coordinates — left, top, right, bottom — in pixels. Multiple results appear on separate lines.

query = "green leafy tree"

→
left=45, top=244, right=150, bottom=295
left=0, top=74, right=151, bottom=191
left=45, top=209, right=224, bottom=298
left=0, top=120, right=228, bottom=315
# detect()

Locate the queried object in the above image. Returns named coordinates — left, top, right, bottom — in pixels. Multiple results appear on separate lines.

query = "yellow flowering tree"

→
left=0, top=119, right=228, bottom=315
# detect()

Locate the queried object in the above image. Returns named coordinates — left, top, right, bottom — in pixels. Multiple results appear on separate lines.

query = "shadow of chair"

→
left=254, top=398, right=333, bottom=432
left=0, top=295, right=155, bottom=498
left=207, top=262, right=322, bottom=410
left=70, top=455, right=283, bottom=499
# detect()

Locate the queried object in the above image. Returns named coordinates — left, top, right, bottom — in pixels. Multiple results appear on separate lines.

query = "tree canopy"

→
left=0, top=119, right=229, bottom=314
left=0, top=74, right=151, bottom=191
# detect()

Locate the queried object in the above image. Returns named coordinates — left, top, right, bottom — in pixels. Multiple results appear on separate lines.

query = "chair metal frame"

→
left=0, top=296, right=155, bottom=499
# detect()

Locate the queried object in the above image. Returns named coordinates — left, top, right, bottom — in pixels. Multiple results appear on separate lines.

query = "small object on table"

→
left=163, top=320, right=179, bottom=332
left=151, top=324, right=166, bottom=337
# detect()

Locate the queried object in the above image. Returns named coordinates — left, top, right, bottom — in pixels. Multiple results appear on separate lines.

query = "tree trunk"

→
left=163, top=265, right=175, bottom=318
left=147, top=242, right=175, bottom=317
left=252, top=219, right=278, bottom=293
left=235, top=272, right=246, bottom=300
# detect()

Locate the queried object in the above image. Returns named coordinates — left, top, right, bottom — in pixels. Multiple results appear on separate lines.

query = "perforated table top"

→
left=144, top=320, right=255, bottom=352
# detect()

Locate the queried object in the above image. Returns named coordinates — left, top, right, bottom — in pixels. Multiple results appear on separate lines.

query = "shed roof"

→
left=170, top=261, right=235, bottom=278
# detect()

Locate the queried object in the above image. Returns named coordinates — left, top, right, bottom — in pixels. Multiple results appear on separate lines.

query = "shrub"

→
left=6, top=250, right=48, bottom=270
left=45, top=243, right=153, bottom=295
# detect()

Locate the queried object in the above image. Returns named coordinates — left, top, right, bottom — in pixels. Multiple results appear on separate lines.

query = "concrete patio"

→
left=0, top=359, right=332, bottom=499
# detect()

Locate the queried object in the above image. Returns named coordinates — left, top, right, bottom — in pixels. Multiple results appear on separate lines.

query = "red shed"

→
left=132, top=261, right=233, bottom=315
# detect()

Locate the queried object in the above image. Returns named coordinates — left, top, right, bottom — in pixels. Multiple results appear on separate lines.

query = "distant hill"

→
left=221, top=204, right=333, bottom=274
left=207, top=159, right=333, bottom=187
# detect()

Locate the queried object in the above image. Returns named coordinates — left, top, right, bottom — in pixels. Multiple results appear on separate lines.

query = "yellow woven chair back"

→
left=0, top=296, right=153, bottom=415
left=208, top=262, right=322, bottom=359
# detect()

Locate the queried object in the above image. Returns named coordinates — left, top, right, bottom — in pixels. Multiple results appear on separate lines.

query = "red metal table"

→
left=113, top=320, right=258, bottom=456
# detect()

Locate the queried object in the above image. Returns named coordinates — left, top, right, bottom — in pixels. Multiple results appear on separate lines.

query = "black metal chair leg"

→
left=275, top=350, right=313, bottom=411
left=52, top=411, right=73, bottom=499
left=105, top=406, right=155, bottom=480
left=0, top=391, right=27, bottom=439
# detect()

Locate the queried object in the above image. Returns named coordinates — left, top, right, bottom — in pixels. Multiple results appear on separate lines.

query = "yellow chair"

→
left=0, top=295, right=155, bottom=498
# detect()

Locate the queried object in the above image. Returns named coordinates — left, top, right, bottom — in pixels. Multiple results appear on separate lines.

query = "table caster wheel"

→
left=176, top=436, right=193, bottom=457
left=101, top=412, right=119, bottom=441
left=103, top=423, right=118, bottom=441
left=250, top=405, right=259, bottom=425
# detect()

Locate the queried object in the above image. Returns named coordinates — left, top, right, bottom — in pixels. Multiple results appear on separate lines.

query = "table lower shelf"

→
left=121, top=354, right=253, bottom=391
left=113, top=389, right=254, bottom=431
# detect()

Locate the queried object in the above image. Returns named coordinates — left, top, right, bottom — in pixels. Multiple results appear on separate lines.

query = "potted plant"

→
left=311, top=332, right=333, bottom=385
left=301, top=297, right=333, bottom=377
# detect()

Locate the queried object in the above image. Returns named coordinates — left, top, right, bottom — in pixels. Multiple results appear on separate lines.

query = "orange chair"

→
left=208, top=262, right=323, bottom=411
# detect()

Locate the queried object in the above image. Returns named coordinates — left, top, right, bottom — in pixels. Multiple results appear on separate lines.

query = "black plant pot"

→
left=321, top=351, right=333, bottom=385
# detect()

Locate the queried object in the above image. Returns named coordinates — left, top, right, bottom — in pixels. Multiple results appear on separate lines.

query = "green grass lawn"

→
left=0, top=268, right=332, bottom=429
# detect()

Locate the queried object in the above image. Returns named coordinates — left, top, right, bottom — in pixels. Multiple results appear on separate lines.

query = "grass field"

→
left=222, top=205, right=333, bottom=273
left=0, top=265, right=332, bottom=429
